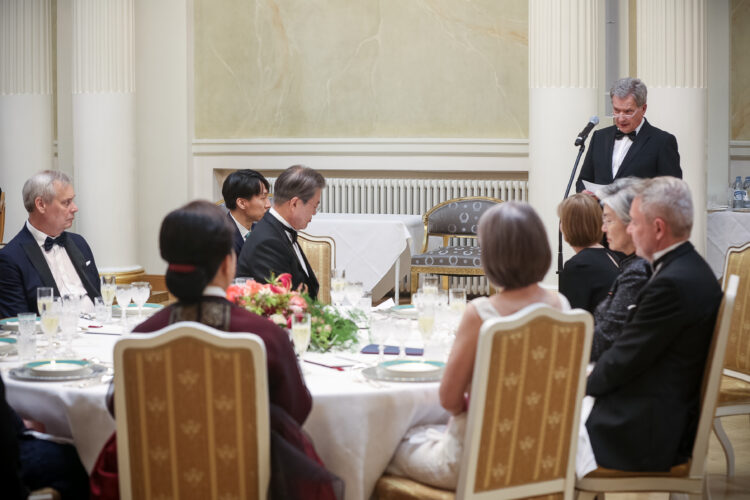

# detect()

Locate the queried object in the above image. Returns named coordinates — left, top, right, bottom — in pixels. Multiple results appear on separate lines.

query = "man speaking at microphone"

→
left=576, top=77, right=682, bottom=192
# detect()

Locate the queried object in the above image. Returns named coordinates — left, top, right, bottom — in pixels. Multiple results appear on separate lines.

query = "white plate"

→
left=379, top=360, right=445, bottom=376
left=112, top=303, right=163, bottom=317
left=27, top=359, right=92, bottom=378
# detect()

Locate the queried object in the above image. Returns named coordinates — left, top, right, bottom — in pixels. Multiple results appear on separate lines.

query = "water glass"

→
left=422, top=275, right=439, bottom=295
left=345, top=281, right=363, bottom=307
left=17, top=312, right=37, bottom=362
left=94, top=297, right=109, bottom=323
left=370, top=313, right=390, bottom=363
left=131, top=282, right=151, bottom=320
left=291, top=313, right=312, bottom=360
left=59, top=309, right=78, bottom=355
left=115, top=284, right=133, bottom=325
left=36, top=287, right=53, bottom=315
left=449, top=288, right=467, bottom=313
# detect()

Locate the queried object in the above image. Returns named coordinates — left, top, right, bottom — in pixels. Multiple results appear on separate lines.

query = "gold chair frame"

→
left=298, top=231, right=336, bottom=304
left=410, top=196, right=503, bottom=294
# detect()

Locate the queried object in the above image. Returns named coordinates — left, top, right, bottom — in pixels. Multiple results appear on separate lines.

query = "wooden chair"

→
left=713, top=245, right=750, bottom=476
left=114, top=322, right=271, bottom=500
left=375, top=304, right=593, bottom=500
left=410, top=197, right=503, bottom=293
left=575, top=274, right=739, bottom=500
left=298, top=231, right=336, bottom=304
left=0, top=189, right=6, bottom=243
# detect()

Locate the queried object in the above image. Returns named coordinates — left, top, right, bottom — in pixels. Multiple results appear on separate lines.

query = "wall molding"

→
left=730, top=140, right=750, bottom=160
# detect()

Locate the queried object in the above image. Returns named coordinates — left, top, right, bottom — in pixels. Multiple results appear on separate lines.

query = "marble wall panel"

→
left=194, top=0, right=528, bottom=138
left=733, top=0, right=750, bottom=140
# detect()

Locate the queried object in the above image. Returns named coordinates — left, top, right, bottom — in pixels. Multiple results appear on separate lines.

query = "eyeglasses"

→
left=611, top=110, right=640, bottom=119
left=602, top=216, right=616, bottom=227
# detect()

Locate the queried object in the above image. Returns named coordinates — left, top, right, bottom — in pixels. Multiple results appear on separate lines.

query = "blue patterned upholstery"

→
left=410, top=246, right=481, bottom=268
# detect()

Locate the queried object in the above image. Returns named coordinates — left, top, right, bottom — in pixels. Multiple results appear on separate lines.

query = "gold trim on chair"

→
left=298, top=232, right=336, bottom=304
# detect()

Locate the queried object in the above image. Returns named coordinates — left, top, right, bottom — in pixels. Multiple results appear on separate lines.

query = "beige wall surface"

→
left=733, top=0, right=750, bottom=140
left=194, top=0, right=528, bottom=139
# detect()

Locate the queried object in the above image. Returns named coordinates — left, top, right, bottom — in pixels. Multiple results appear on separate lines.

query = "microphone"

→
left=574, top=116, right=599, bottom=146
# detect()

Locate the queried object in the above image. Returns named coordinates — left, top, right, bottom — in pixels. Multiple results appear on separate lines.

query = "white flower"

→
left=269, top=313, right=287, bottom=326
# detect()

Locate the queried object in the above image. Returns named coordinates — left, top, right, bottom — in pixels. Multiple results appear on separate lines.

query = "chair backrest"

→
left=422, top=196, right=503, bottom=250
left=114, top=322, right=270, bottom=500
left=721, top=244, right=750, bottom=375
left=0, top=189, right=5, bottom=243
left=687, top=274, right=738, bottom=477
left=298, top=231, right=335, bottom=304
left=456, top=304, right=593, bottom=500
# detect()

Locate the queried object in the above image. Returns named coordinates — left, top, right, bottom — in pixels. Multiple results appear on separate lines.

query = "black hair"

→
left=160, top=200, right=235, bottom=302
left=221, top=169, right=270, bottom=210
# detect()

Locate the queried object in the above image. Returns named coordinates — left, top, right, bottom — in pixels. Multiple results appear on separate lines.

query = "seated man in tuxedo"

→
left=221, top=169, right=271, bottom=257
left=583, top=177, right=722, bottom=473
left=576, top=77, right=682, bottom=192
left=237, top=165, right=324, bottom=300
left=0, top=171, right=100, bottom=318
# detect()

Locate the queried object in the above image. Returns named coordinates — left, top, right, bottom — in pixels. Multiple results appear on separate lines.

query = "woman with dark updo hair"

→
left=91, top=201, right=341, bottom=500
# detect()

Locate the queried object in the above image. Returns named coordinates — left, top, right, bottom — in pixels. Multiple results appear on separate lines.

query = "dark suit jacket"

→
left=585, top=242, right=722, bottom=471
left=0, top=376, right=27, bottom=500
left=237, top=212, right=319, bottom=299
left=227, top=211, right=245, bottom=257
left=576, top=119, right=682, bottom=192
left=0, top=225, right=101, bottom=318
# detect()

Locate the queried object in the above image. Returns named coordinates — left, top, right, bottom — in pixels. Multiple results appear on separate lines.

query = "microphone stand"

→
left=557, top=143, right=587, bottom=277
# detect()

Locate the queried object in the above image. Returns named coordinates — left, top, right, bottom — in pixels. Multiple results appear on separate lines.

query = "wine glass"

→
left=291, top=313, right=312, bottom=362
left=345, top=281, right=363, bottom=308
left=415, top=295, right=436, bottom=349
left=370, top=313, right=389, bottom=364
left=131, top=282, right=151, bottom=321
left=422, top=275, right=439, bottom=295
left=36, top=287, right=53, bottom=315
left=115, top=284, right=133, bottom=326
left=40, top=297, right=61, bottom=358
left=100, top=275, right=117, bottom=322
left=330, top=269, right=346, bottom=307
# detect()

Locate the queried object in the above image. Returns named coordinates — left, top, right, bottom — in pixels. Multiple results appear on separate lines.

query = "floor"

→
left=610, top=415, right=750, bottom=499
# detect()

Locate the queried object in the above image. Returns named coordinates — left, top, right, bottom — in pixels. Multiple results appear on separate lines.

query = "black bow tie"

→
left=282, top=226, right=298, bottom=244
left=43, top=233, right=67, bottom=252
left=615, top=129, right=637, bottom=141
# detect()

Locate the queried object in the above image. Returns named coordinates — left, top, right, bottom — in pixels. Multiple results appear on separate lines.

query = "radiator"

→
left=268, top=177, right=529, bottom=295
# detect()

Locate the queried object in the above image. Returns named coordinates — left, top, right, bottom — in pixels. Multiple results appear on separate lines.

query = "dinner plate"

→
left=10, top=362, right=107, bottom=382
left=0, top=337, right=17, bottom=354
left=112, top=303, right=163, bottom=317
left=362, top=362, right=444, bottom=383
left=27, top=359, right=92, bottom=378
left=0, top=317, right=41, bottom=333
left=390, top=304, right=418, bottom=319
left=380, top=359, right=444, bottom=376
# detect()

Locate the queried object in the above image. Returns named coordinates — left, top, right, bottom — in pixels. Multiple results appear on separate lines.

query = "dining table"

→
left=1, top=316, right=449, bottom=500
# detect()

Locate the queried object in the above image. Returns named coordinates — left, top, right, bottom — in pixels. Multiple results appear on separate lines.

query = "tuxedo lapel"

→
left=264, top=215, right=319, bottom=294
left=63, top=235, right=99, bottom=299
left=20, top=238, right=59, bottom=296
left=601, top=127, right=616, bottom=183
left=617, top=119, right=653, bottom=179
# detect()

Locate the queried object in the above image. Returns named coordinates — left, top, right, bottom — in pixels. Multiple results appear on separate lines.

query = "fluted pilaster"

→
left=0, top=0, right=53, bottom=237
left=528, top=0, right=600, bottom=283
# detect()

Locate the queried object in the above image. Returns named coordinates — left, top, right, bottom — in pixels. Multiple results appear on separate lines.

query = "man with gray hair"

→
left=582, top=177, right=721, bottom=473
left=576, top=77, right=682, bottom=192
left=0, top=170, right=100, bottom=318
left=237, top=165, right=325, bottom=299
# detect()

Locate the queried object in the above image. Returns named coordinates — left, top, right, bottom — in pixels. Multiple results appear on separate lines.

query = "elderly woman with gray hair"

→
left=590, top=178, right=651, bottom=361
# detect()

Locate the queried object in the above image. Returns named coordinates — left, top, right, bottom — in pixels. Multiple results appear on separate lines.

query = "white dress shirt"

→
left=611, top=119, right=645, bottom=178
left=26, top=221, right=92, bottom=311
left=229, top=213, right=250, bottom=240
left=269, top=208, right=309, bottom=276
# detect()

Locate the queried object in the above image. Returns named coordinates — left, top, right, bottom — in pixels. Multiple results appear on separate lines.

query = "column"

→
left=528, top=0, right=600, bottom=283
left=637, top=0, right=708, bottom=255
left=72, top=0, right=139, bottom=273
left=0, top=0, right=54, bottom=238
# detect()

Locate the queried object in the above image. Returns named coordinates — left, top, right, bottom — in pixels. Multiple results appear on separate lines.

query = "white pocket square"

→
left=85, top=260, right=91, bottom=266
left=627, top=304, right=636, bottom=310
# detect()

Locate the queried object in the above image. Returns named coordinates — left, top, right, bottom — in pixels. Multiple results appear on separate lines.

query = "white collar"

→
left=269, top=207, right=295, bottom=231
left=229, top=212, right=250, bottom=239
left=26, top=221, right=57, bottom=247
left=651, top=240, right=687, bottom=264
left=202, top=286, right=226, bottom=298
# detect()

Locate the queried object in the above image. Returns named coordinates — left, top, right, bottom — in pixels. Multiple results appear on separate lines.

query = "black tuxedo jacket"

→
left=236, top=212, right=319, bottom=299
left=227, top=211, right=245, bottom=257
left=585, top=242, right=722, bottom=471
left=576, top=119, right=682, bottom=192
left=0, top=225, right=101, bottom=318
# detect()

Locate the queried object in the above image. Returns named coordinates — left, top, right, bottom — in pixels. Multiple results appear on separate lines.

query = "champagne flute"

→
left=115, top=284, right=133, bottom=326
left=37, top=287, right=53, bottom=315
left=100, top=275, right=117, bottom=322
left=131, top=282, right=151, bottom=321
left=291, top=313, right=312, bottom=362
left=330, top=269, right=347, bottom=307
left=40, top=298, right=61, bottom=358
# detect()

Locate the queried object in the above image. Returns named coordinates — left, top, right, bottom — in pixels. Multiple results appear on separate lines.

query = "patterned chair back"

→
left=114, top=322, right=270, bottom=500
left=457, top=304, right=592, bottom=499
left=422, top=197, right=503, bottom=249
left=298, top=232, right=336, bottom=304
left=722, top=244, right=750, bottom=375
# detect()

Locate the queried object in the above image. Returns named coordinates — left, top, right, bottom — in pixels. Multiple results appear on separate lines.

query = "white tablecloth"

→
left=706, top=210, right=750, bottom=278
left=306, top=213, right=424, bottom=301
left=1, top=331, right=447, bottom=500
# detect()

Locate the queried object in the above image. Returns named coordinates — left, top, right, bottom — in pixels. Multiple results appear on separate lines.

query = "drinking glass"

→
left=131, top=282, right=151, bottom=320
left=59, top=309, right=78, bottom=357
left=330, top=269, right=347, bottom=307
left=115, top=284, right=133, bottom=325
left=345, top=281, right=363, bottom=308
left=370, top=313, right=390, bottom=364
left=17, top=312, right=37, bottom=362
left=449, top=288, right=467, bottom=314
left=36, top=287, right=53, bottom=315
left=94, top=297, right=109, bottom=323
left=291, top=313, right=312, bottom=361
left=416, top=299, right=436, bottom=346
left=40, top=297, right=61, bottom=357
left=422, top=275, right=439, bottom=295
left=100, top=275, right=117, bottom=322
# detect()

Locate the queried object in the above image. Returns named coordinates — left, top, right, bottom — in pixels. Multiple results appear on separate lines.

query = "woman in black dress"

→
left=558, top=193, right=620, bottom=313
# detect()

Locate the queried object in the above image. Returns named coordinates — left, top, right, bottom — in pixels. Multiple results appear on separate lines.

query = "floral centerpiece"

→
left=226, top=273, right=359, bottom=352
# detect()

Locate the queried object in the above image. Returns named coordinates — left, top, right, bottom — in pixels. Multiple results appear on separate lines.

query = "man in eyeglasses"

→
left=575, top=77, right=682, bottom=192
